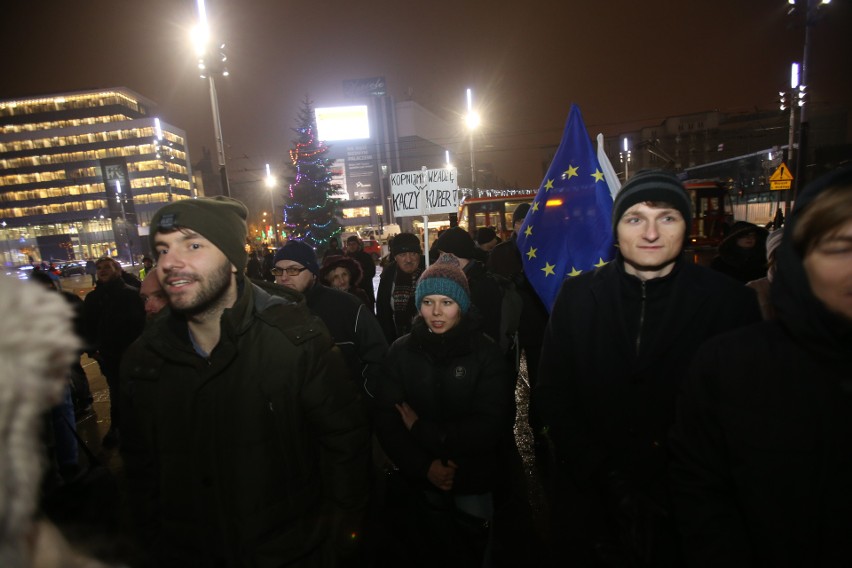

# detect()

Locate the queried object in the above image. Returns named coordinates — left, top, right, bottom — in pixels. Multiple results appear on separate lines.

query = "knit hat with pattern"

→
left=415, top=253, right=471, bottom=314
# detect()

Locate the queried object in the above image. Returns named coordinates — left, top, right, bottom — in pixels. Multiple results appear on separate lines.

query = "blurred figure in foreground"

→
left=0, top=274, right=110, bottom=567
left=670, top=166, right=852, bottom=567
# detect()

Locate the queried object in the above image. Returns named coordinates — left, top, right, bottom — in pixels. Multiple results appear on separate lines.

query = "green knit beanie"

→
left=149, top=196, right=248, bottom=270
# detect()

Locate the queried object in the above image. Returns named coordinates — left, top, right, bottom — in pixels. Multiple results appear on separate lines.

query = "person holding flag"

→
left=529, top=107, right=760, bottom=566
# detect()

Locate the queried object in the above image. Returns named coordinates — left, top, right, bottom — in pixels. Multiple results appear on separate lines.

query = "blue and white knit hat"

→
left=415, top=253, right=471, bottom=313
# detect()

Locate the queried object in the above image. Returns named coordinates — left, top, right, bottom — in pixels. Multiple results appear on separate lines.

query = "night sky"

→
left=2, top=0, right=850, bottom=202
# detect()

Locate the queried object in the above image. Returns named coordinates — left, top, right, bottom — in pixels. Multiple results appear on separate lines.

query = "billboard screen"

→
left=315, top=105, right=370, bottom=141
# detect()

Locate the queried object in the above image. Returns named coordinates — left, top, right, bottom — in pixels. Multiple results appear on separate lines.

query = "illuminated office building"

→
left=0, top=88, right=194, bottom=265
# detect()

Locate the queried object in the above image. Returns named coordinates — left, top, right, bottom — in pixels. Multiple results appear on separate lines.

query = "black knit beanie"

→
left=390, top=232, right=422, bottom=256
left=612, top=170, right=692, bottom=235
left=273, top=240, right=320, bottom=275
left=433, top=227, right=476, bottom=259
left=150, top=197, right=248, bottom=270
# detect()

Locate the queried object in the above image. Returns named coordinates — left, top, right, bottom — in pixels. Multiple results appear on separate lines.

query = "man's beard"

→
left=167, top=258, right=233, bottom=318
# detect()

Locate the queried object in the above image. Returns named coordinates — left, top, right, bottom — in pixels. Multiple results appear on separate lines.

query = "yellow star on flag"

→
left=567, top=267, right=583, bottom=277
left=541, top=262, right=556, bottom=277
left=531, top=200, right=540, bottom=212
left=591, top=169, right=605, bottom=182
left=564, top=165, right=579, bottom=179
left=544, top=179, right=554, bottom=191
left=524, top=225, right=533, bottom=237
left=526, top=246, right=537, bottom=260
left=594, top=257, right=608, bottom=268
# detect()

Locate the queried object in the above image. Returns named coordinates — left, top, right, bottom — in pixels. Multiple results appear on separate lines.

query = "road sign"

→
left=770, top=162, right=794, bottom=191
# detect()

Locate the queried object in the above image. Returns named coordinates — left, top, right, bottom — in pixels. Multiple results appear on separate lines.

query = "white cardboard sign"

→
left=390, top=167, right=459, bottom=218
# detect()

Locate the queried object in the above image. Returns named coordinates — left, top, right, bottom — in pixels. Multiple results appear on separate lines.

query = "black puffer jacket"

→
left=669, top=166, right=852, bottom=568
left=375, top=317, right=512, bottom=494
left=120, top=279, right=370, bottom=567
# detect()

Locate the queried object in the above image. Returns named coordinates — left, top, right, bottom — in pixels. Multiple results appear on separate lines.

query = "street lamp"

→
left=265, top=163, right=278, bottom=246
left=465, top=88, right=480, bottom=191
left=193, top=0, right=231, bottom=197
left=787, top=0, right=832, bottom=197
left=621, top=137, right=631, bottom=181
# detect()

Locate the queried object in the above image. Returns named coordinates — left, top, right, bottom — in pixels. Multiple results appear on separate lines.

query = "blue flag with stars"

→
left=517, top=104, right=617, bottom=311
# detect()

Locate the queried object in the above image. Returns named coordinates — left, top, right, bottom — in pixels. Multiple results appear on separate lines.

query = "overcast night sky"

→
left=2, top=0, right=850, bottom=201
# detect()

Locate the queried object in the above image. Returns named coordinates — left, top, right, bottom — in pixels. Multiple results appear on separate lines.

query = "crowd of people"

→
left=2, top=165, right=850, bottom=567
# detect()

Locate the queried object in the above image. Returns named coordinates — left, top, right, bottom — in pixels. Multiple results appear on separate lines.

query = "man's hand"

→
left=395, top=402, right=419, bottom=431
left=426, top=459, right=458, bottom=491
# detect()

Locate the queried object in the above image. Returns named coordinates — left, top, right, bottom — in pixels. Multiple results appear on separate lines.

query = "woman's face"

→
left=419, top=294, right=462, bottom=334
left=325, top=266, right=351, bottom=291
left=803, top=219, right=852, bottom=321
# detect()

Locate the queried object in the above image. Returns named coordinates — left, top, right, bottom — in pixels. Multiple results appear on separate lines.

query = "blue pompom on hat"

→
left=415, top=253, right=471, bottom=314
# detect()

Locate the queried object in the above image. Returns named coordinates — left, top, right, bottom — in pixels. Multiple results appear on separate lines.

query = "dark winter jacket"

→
left=120, top=279, right=370, bottom=567
left=375, top=317, right=512, bottom=494
left=533, top=255, right=760, bottom=565
left=462, top=259, right=504, bottom=348
left=346, top=249, right=376, bottom=312
left=709, top=221, right=768, bottom=283
left=669, top=167, right=852, bottom=568
left=304, top=282, right=388, bottom=397
left=376, top=259, right=424, bottom=344
left=82, top=277, right=145, bottom=359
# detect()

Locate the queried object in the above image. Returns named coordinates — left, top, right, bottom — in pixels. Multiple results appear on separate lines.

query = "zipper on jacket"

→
left=636, top=280, right=646, bottom=355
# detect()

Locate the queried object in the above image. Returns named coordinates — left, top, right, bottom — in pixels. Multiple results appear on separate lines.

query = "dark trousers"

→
left=98, top=355, right=121, bottom=429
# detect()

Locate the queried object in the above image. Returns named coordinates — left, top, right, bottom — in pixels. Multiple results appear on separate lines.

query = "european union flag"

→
left=517, top=104, right=617, bottom=311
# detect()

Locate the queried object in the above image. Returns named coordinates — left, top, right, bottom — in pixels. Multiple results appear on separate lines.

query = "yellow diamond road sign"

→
left=770, top=162, right=794, bottom=191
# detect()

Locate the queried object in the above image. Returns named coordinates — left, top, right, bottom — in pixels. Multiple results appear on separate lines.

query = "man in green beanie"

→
left=120, top=196, right=370, bottom=566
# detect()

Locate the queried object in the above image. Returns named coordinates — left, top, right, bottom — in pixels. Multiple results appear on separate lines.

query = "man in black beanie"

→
left=533, top=170, right=761, bottom=566
left=376, top=232, right=425, bottom=343
left=120, top=197, right=370, bottom=566
left=273, top=240, right=387, bottom=397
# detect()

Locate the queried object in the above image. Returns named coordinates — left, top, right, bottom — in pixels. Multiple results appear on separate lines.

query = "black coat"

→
left=533, top=256, right=760, bottom=565
left=303, top=282, right=388, bottom=397
left=376, top=260, right=423, bottom=344
left=375, top=318, right=512, bottom=494
left=120, top=280, right=370, bottom=566
left=669, top=168, right=852, bottom=568
left=346, top=250, right=376, bottom=311
left=82, top=277, right=145, bottom=360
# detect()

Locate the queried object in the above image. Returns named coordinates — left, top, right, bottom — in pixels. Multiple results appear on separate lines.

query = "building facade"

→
left=0, top=88, right=193, bottom=266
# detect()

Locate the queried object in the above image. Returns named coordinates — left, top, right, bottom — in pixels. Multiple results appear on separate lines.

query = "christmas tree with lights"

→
left=283, top=97, right=343, bottom=255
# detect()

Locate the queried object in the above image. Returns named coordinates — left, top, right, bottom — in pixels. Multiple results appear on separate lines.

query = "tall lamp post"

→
left=621, top=137, right=631, bottom=181
left=780, top=62, right=801, bottom=213
left=465, top=88, right=480, bottom=191
left=265, top=163, right=278, bottom=246
left=193, top=0, right=231, bottom=197
left=788, top=0, right=832, bottom=199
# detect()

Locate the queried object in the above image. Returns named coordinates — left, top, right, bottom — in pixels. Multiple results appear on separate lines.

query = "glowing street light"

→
left=193, top=0, right=231, bottom=197
left=465, top=88, right=480, bottom=190
left=266, top=163, right=278, bottom=245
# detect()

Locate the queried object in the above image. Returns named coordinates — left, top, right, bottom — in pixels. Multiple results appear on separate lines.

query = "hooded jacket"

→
left=669, top=167, right=852, bottom=568
left=120, top=279, right=370, bottom=567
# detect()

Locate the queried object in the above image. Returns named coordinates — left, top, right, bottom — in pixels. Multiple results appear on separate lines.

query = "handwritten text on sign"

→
left=390, top=168, right=459, bottom=217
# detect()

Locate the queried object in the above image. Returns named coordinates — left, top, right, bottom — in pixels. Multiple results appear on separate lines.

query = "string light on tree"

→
left=283, top=97, right=344, bottom=255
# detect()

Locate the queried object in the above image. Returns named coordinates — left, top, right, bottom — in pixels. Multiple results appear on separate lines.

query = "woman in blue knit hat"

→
left=374, top=253, right=513, bottom=567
